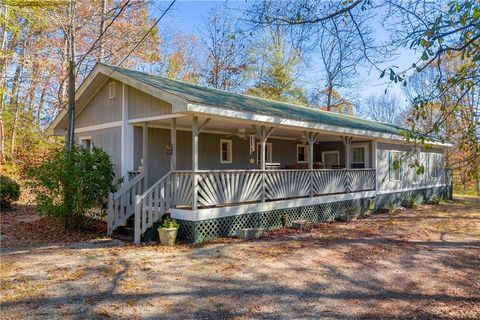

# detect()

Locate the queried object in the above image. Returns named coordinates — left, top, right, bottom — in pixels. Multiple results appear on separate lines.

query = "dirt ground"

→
left=1, top=197, right=479, bottom=319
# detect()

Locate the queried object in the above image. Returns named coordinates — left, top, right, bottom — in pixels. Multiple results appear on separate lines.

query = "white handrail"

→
left=134, top=172, right=172, bottom=243
left=107, top=172, right=145, bottom=235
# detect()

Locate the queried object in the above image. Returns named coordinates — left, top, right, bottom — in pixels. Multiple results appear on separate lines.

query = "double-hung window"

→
left=350, top=143, right=369, bottom=169
left=79, top=137, right=92, bottom=153
left=388, top=151, right=402, bottom=181
left=297, top=145, right=308, bottom=163
left=412, top=148, right=421, bottom=185
left=428, top=153, right=440, bottom=179
left=220, top=139, right=232, bottom=164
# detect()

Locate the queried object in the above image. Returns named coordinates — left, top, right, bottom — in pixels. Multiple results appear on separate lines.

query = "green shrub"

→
left=161, top=218, right=179, bottom=229
left=0, top=174, right=20, bottom=210
left=28, top=144, right=115, bottom=228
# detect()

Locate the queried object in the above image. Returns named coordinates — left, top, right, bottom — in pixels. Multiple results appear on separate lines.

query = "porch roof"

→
left=101, top=63, right=406, bottom=137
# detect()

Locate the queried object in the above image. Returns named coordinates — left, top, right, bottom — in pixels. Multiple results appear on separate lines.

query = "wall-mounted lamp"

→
left=165, top=142, right=173, bottom=155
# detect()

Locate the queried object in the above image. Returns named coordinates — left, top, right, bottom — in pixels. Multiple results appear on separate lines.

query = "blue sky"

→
left=152, top=1, right=419, bottom=103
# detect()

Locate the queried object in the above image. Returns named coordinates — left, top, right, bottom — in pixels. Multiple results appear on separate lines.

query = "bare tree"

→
left=200, top=6, right=247, bottom=91
left=310, top=13, right=374, bottom=113
left=359, top=92, right=406, bottom=125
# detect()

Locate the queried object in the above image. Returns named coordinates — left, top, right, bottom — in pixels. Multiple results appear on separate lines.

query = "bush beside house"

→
left=28, top=145, right=116, bottom=229
left=0, top=174, right=20, bottom=210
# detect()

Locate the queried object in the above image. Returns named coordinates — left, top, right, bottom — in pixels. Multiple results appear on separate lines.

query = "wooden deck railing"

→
left=109, top=168, right=376, bottom=243
left=177, top=168, right=376, bottom=208
left=134, top=173, right=171, bottom=244
left=107, top=172, right=145, bottom=235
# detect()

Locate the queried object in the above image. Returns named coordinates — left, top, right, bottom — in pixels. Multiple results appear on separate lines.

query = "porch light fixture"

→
left=165, top=142, right=173, bottom=155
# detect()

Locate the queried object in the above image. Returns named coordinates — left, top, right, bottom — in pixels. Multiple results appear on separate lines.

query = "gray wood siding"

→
left=75, top=127, right=122, bottom=180
left=134, top=128, right=335, bottom=185
left=377, top=142, right=445, bottom=191
left=76, top=80, right=122, bottom=127
left=128, top=87, right=172, bottom=120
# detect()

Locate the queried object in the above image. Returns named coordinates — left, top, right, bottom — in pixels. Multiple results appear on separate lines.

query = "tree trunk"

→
left=36, top=78, right=48, bottom=126
left=326, top=85, right=333, bottom=111
left=97, top=0, right=107, bottom=62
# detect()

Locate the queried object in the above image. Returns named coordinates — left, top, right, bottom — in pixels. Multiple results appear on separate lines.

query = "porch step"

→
left=112, top=216, right=135, bottom=242
left=112, top=218, right=163, bottom=243
left=113, top=233, right=134, bottom=243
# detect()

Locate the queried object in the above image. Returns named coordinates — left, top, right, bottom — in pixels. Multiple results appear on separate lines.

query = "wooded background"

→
left=0, top=0, right=478, bottom=195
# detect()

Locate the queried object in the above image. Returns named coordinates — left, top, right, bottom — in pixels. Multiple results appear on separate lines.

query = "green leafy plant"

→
left=0, top=174, right=20, bottom=210
left=28, top=144, right=115, bottom=229
left=427, top=196, right=441, bottom=205
left=404, top=194, right=419, bottom=209
left=161, top=218, right=179, bottom=229
left=337, top=205, right=361, bottom=222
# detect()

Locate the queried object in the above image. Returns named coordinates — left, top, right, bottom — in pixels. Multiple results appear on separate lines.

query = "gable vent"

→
left=109, top=82, right=116, bottom=99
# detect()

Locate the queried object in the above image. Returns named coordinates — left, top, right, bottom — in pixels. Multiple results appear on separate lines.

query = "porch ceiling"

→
left=140, top=116, right=372, bottom=142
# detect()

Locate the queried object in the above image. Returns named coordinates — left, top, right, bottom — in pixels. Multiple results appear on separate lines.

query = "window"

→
left=297, top=145, right=308, bottom=163
left=428, top=153, right=441, bottom=178
left=350, top=143, right=369, bottom=169
left=109, top=82, right=116, bottom=99
left=220, top=139, right=232, bottom=164
left=256, top=142, right=272, bottom=164
left=389, top=151, right=402, bottom=181
left=412, top=148, right=421, bottom=185
left=321, top=151, right=340, bottom=169
left=79, top=137, right=92, bottom=153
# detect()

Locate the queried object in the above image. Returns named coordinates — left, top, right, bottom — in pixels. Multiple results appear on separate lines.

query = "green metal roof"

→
left=103, top=63, right=406, bottom=136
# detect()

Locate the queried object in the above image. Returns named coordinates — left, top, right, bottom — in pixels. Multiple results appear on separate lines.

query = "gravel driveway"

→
left=1, top=197, right=479, bottom=319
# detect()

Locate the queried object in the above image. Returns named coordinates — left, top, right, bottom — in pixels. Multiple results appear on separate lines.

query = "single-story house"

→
left=47, top=63, right=452, bottom=243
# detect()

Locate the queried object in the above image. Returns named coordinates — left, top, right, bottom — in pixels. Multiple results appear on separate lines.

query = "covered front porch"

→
left=109, top=114, right=377, bottom=243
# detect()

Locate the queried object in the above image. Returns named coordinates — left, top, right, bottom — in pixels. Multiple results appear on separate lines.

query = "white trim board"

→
left=74, top=121, right=122, bottom=133
left=128, top=113, right=189, bottom=124
left=377, top=184, right=447, bottom=195
left=186, top=103, right=453, bottom=148
left=171, top=191, right=376, bottom=221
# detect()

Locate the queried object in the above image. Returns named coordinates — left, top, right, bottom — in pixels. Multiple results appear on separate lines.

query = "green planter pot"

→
left=158, top=227, right=178, bottom=246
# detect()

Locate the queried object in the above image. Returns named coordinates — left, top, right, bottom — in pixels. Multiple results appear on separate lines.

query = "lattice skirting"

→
left=177, top=198, right=370, bottom=243
left=176, top=186, right=450, bottom=244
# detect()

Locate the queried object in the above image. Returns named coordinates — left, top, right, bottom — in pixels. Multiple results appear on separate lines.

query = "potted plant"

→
left=158, top=218, right=180, bottom=246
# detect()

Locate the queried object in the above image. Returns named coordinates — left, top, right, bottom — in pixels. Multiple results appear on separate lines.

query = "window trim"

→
left=427, top=153, right=440, bottom=179
left=321, top=151, right=340, bottom=167
left=296, top=144, right=308, bottom=163
left=388, top=150, right=403, bottom=182
left=256, top=142, right=273, bottom=164
left=350, top=142, right=370, bottom=168
left=79, top=136, right=93, bottom=152
left=220, top=139, right=232, bottom=164
left=411, top=148, right=421, bottom=185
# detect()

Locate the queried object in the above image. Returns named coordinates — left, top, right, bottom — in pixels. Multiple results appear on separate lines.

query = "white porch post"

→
left=252, top=124, right=275, bottom=203
left=191, top=116, right=210, bottom=211
left=260, top=126, right=266, bottom=202
left=171, top=118, right=176, bottom=171
left=142, top=121, right=148, bottom=191
left=121, top=83, right=134, bottom=181
left=192, top=116, right=199, bottom=212
left=304, top=131, right=318, bottom=197
left=260, top=126, right=266, bottom=171
left=342, top=136, right=352, bottom=169
left=372, top=140, right=378, bottom=194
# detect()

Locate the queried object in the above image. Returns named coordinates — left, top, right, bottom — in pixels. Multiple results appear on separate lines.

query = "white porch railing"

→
left=107, top=172, right=145, bottom=235
left=134, top=172, right=171, bottom=244
left=193, top=169, right=375, bottom=206
left=108, top=168, right=376, bottom=243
